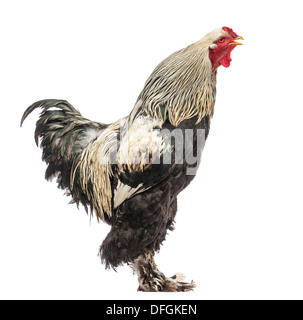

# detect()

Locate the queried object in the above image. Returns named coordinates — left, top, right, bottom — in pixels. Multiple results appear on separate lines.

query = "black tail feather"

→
left=21, top=99, right=77, bottom=127
left=21, top=99, right=105, bottom=215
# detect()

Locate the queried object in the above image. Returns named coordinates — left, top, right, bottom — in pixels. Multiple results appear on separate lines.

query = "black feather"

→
left=100, top=116, right=211, bottom=269
left=21, top=99, right=105, bottom=216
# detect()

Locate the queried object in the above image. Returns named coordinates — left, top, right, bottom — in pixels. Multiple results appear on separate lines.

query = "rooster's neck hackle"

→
left=131, top=35, right=219, bottom=127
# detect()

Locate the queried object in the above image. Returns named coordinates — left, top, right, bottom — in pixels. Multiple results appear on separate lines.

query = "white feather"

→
left=76, top=128, right=100, bottom=149
left=118, top=116, right=163, bottom=166
left=114, top=181, right=143, bottom=208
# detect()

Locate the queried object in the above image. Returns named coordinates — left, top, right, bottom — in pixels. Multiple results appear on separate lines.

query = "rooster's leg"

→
left=132, top=251, right=195, bottom=292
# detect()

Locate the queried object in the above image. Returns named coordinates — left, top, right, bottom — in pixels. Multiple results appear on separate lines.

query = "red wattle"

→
left=219, top=51, right=232, bottom=68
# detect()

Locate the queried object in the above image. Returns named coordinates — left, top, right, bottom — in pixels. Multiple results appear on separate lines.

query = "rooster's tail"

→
left=21, top=99, right=105, bottom=213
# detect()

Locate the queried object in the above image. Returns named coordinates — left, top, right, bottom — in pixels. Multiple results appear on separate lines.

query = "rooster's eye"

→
left=218, top=38, right=224, bottom=43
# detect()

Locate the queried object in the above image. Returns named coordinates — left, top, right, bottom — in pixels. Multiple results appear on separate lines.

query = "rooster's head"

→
left=208, top=26, right=243, bottom=73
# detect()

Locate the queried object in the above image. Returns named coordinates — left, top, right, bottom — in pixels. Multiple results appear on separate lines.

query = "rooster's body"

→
left=21, top=27, right=243, bottom=292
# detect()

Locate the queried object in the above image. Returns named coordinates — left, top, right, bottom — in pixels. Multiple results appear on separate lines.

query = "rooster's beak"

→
left=229, top=36, right=244, bottom=46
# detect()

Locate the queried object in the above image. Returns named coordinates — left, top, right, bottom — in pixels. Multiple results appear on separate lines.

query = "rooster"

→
left=21, top=26, right=243, bottom=292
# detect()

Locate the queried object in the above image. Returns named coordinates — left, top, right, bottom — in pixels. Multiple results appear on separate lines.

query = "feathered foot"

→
left=161, top=273, right=196, bottom=292
left=132, top=252, right=195, bottom=292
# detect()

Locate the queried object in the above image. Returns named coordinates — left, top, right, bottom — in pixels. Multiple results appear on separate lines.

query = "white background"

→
left=0, top=0, right=302, bottom=300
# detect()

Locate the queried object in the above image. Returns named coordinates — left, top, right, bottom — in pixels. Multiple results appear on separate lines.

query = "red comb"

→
left=222, top=26, right=237, bottom=38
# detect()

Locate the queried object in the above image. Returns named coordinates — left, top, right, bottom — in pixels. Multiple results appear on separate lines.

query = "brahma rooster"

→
left=21, top=26, right=243, bottom=292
